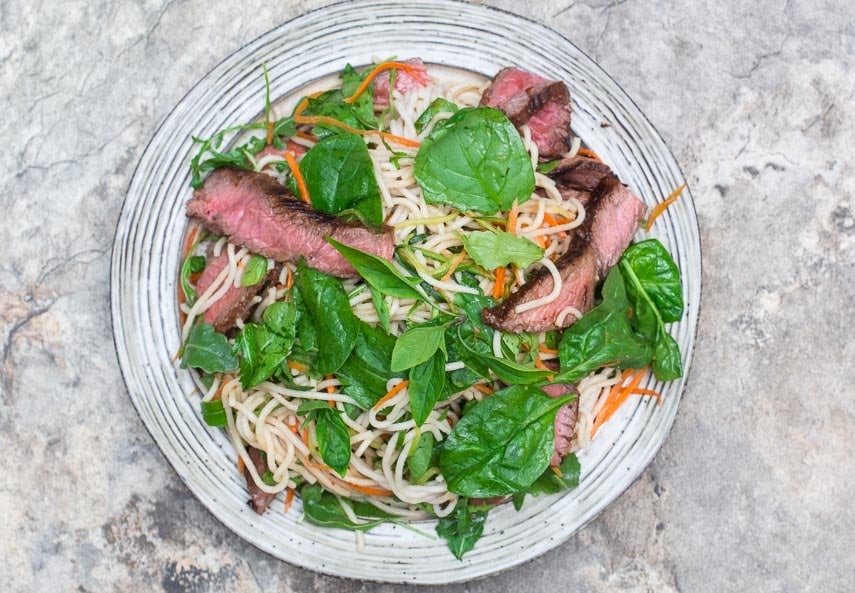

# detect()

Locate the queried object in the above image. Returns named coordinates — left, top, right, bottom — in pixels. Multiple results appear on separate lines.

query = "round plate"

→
left=111, top=0, right=700, bottom=584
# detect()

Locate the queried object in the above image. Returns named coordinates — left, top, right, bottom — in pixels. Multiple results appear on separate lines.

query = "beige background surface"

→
left=1, top=0, right=853, bottom=591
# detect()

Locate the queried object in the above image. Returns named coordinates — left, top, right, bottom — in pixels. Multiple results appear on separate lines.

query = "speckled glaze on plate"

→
left=111, top=0, right=700, bottom=583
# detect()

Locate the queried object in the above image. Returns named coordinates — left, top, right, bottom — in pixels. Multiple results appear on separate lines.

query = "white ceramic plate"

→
left=111, top=0, right=700, bottom=584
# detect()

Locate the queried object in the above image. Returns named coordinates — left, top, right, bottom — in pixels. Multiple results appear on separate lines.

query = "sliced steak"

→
left=480, top=67, right=572, bottom=159
left=244, top=447, right=276, bottom=515
left=483, top=175, right=646, bottom=333
left=194, top=246, right=278, bottom=334
left=542, top=383, right=579, bottom=466
left=186, top=168, right=395, bottom=278
left=548, top=155, right=613, bottom=195
left=372, top=58, right=430, bottom=109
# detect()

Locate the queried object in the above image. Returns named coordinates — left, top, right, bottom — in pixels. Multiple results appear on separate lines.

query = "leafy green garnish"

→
left=182, top=323, right=238, bottom=373
left=327, top=238, right=426, bottom=303
left=336, top=322, right=402, bottom=410
left=298, top=133, right=383, bottom=224
left=390, top=322, right=450, bottom=372
left=200, top=399, right=227, bottom=427
left=454, top=325, right=552, bottom=385
left=460, top=229, right=544, bottom=269
left=240, top=254, right=269, bottom=287
left=436, top=498, right=489, bottom=559
left=414, top=107, right=535, bottom=215
left=233, top=301, right=298, bottom=389
left=300, top=484, right=393, bottom=531
left=180, top=254, right=206, bottom=305
left=536, top=159, right=561, bottom=174
left=414, top=97, right=459, bottom=134
left=407, top=430, right=436, bottom=484
left=297, top=401, right=351, bottom=476
left=294, top=259, right=360, bottom=375
left=439, top=385, right=573, bottom=497
left=408, top=347, right=447, bottom=426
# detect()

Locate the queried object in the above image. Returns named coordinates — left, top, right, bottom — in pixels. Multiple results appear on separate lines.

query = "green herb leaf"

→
left=327, top=238, right=425, bottom=301
left=526, top=453, right=581, bottom=497
left=439, top=385, right=573, bottom=497
left=536, top=159, right=561, bottom=174
left=182, top=323, right=238, bottom=373
left=436, top=498, right=489, bottom=560
left=414, top=107, right=535, bottom=215
left=460, top=229, right=544, bottom=269
left=299, top=133, right=383, bottom=224
left=294, top=260, right=360, bottom=375
left=300, top=484, right=393, bottom=531
left=390, top=323, right=450, bottom=372
left=336, top=322, right=402, bottom=409
left=408, top=348, right=447, bottom=426
left=200, top=399, right=227, bottom=427
left=414, top=98, right=459, bottom=134
left=369, top=285, right=391, bottom=333
left=407, top=431, right=435, bottom=484
left=240, top=254, right=269, bottom=287
left=180, top=254, right=206, bottom=305
left=314, top=407, right=352, bottom=477
left=455, top=325, right=552, bottom=385
left=233, top=301, right=298, bottom=389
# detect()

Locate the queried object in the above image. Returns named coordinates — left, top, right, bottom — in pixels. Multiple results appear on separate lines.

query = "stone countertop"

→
left=1, top=1, right=852, bottom=591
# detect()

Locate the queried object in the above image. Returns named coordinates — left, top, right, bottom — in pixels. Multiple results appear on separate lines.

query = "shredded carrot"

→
left=287, top=360, right=308, bottom=373
left=577, top=147, right=602, bottom=162
left=591, top=368, right=651, bottom=436
left=343, top=61, right=429, bottom=104
left=538, top=344, right=559, bottom=356
left=284, top=267, right=294, bottom=290
left=284, top=487, right=294, bottom=513
left=472, top=383, right=494, bottom=395
left=306, top=461, right=331, bottom=471
left=285, top=151, right=311, bottom=204
left=345, top=482, right=394, bottom=497
left=295, top=112, right=421, bottom=148
left=326, top=375, right=336, bottom=407
left=507, top=199, right=519, bottom=235
left=266, top=120, right=274, bottom=145
left=440, top=250, right=468, bottom=282
left=295, top=130, right=316, bottom=142
left=644, top=183, right=686, bottom=231
left=237, top=455, right=245, bottom=475
left=373, top=380, right=410, bottom=410
left=492, top=266, right=506, bottom=299
left=534, top=235, right=548, bottom=249
left=301, top=428, right=309, bottom=445
left=550, top=465, right=564, bottom=478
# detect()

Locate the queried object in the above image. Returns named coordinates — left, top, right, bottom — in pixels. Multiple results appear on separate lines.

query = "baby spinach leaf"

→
left=315, top=408, right=352, bottom=477
left=436, top=498, right=489, bottom=560
left=182, top=323, right=238, bottom=373
left=299, top=133, right=383, bottom=224
left=391, top=322, right=450, bottom=372
left=240, top=254, right=269, bottom=287
left=200, top=399, right=227, bottom=427
left=180, top=254, right=206, bottom=305
left=301, top=64, right=377, bottom=139
left=337, top=322, right=402, bottom=410
left=407, top=431, right=435, bottom=484
left=414, top=107, right=535, bottom=215
left=440, top=385, right=573, bottom=497
left=527, top=453, right=581, bottom=496
left=327, top=238, right=424, bottom=301
left=294, top=260, right=360, bottom=375
left=408, top=347, right=447, bottom=426
left=620, top=239, right=683, bottom=322
left=300, top=484, right=393, bottom=531
left=414, top=97, right=459, bottom=134
left=555, top=268, right=654, bottom=383
left=460, top=229, right=544, bottom=269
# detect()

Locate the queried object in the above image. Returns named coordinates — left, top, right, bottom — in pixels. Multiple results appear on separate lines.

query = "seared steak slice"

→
left=186, top=168, right=395, bottom=278
left=483, top=175, right=645, bottom=333
left=244, top=447, right=276, bottom=515
left=548, top=155, right=613, bottom=195
left=480, top=68, right=572, bottom=159
left=194, top=246, right=278, bottom=334
left=542, top=381, right=579, bottom=466
left=372, top=58, right=430, bottom=108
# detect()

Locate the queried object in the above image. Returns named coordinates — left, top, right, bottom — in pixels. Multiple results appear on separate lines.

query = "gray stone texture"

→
left=1, top=0, right=852, bottom=591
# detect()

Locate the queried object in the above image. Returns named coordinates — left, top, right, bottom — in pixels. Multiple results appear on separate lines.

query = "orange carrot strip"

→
left=472, top=383, right=494, bottom=395
left=577, top=147, right=602, bottom=162
left=266, top=120, right=274, bottom=145
left=592, top=368, right=649, bottom=437
left=373, top=380, right=410, bottom=410
left=440, top=250, right=467, bottom=283
left=550, top=465, right=564, bottom=477
left=343, top=61, right=429, bottom=104
left=644, top=183, right=686, bottom=231
left=507, top=199, right=519, bottom=235
left=287, top=360, right=307, bottom=373
left=294, top=112, right=421, bottom=148
left=492, top=266, right=506, bottom=299
left=538, top=344, right=559, bottom=356
left=306, top=461, right=331, bottom=471
left=237, top=455, right=245, bottom=475
left=345, top=482, right=394, bottom=497
left=284, top=487, right=294, bottom=513
left=285, top=151, right=311, bottom=204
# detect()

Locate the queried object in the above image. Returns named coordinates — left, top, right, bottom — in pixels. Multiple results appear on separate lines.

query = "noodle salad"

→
left=177, top=60, right=685, bottom=558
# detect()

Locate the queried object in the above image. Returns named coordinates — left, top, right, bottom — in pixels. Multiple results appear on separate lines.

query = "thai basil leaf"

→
left=435, top=498, right=489, bottom=559
left=536, top=159, right=560, bottom=174
left=439, top=385, right=573, bottom=497
left=414, top=107, right=535, bottom=215
left=294, top=260, right=360, bottom=375
left=240, top=254, right=269, bottom=287
left=292, top=287, right=318, bottom=353
left=300, top=484, right=393, bottom=531
left=460, top=229, right=544, bottom=269
left=407, top=431, right=435, bottom=484
left=337, top=322, right=402, bottom=410
left=200, top=399, right=227, bottom=427
left=298, top=133, right=383, bottom=224
left=180, top=254, right=206, bottom=304
left=555, top=268, right=654, bottom=383
left=408, top=347, right=447, bottom=426
left=414, top=97, right=459, bottom=134
left=620, top=239, right=683, bottom=322
left=263, top=301, right=298, bottom=337
left=369, top=285, right=391, bottom=333
left=235, top=323, right=295, bottom=390
left=314, top=407, right=352, bottom=477
left=327, top=238, right=425, bottom=301
left=182, top=323, right=238, bottom=373
left=391, top=322, right=450, bottom=372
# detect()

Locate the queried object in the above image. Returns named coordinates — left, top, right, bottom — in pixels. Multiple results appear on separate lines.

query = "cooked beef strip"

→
left=480, top=67, right=572, bottom=159
left=244, top=447, right=276, bottom=515
left=548, top=155, right=613, bottom=195
left=482, top=175, right=646, bottom=333
left=543, top=382, right=579, bottom=466
left=186, top=168, right=395, bottom=278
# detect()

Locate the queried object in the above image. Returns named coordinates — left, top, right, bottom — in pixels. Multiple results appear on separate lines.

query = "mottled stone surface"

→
left=1, top=0, right=852, bottom=591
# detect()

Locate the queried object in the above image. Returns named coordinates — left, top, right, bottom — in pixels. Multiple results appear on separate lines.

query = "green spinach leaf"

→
left=234, top=301, right=298, bottom=389
left=240, top=254, right=269, bottom=287
left=460, top=229, right=544, bottom=269
left=327, top=238, right=424, bottom=301
left=200, top=399, right=227, bottom=427
left=439, top=385, right=573, bottom=497
left=180, top=254, right=206, bottom=305
left=435, top=498, right=489, bottom=559
left=414, top=98, right=459, bottom=134
left=337, top=322, right=402, bottom=410
left=297, top=401, right=352, bottom=476
left=407, top=431, right=435, bottom=484
left=182, top=323, right=238, bottom=373
left=408, top=347, right=447, bottom=426
left=300, top=484, right=393, bottom=531
left=414, top=107, right=535, bottom=215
